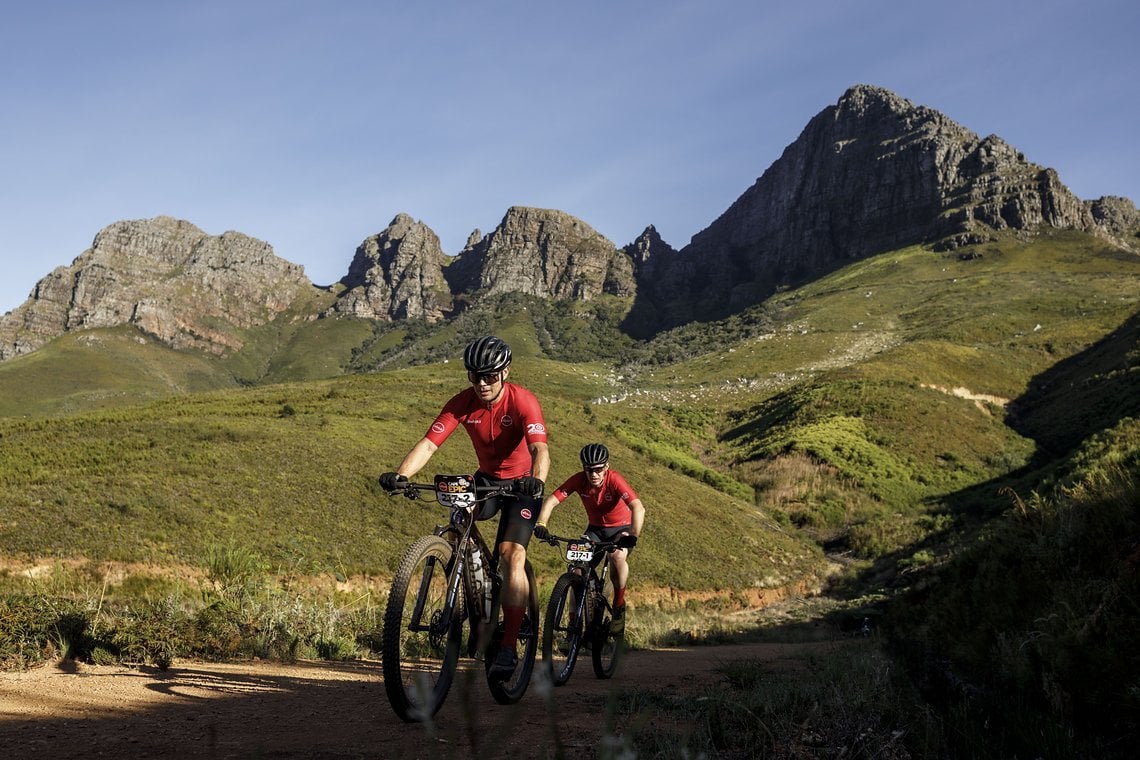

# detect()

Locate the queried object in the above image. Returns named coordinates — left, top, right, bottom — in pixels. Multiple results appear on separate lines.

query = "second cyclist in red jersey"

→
left=533, top=443, right=645, bottom=633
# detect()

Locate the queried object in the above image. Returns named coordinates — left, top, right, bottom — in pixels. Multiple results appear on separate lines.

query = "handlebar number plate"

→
left=434, top=474, right=477, bottom=508
left=566, top=542, right=593, bottom=562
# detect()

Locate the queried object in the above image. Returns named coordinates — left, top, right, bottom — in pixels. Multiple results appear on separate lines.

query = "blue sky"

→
left=2, top=1, right=1137, bottom=314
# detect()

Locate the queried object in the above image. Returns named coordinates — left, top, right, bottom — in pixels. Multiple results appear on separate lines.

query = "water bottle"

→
left=469, top=541, right=492, bottom=619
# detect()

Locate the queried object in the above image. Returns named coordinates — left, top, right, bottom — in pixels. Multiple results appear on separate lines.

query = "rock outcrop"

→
left=0, top=217, right=313, bottom=359
left=1086, top=196, right=1140, bottom=247
left=451, top=206, right=633, bottom=301
left=633, top=85, right=1111, bottom=328
left=328, top=213, right=451, bottom=321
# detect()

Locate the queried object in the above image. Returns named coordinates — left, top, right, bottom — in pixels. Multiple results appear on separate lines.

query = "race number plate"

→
left=434, top=474, right=476, bottom=508
left=566, top=542, right=593, bottom=562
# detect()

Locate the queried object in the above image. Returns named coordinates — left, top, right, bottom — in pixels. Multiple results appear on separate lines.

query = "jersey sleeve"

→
left=515, top=386, right=548, bottom=444
left=551, top=477, right=574, bottom=503
left=610, top=471, right=640, bottom=504
left=552, top=471, right=586, bottom=502
left=424, top=392, right=465, bottom=446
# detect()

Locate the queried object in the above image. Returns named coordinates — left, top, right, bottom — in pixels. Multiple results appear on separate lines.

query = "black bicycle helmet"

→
left=463, top=335, right=512, bottom=373
left=580, top=443, right=609, bottom=468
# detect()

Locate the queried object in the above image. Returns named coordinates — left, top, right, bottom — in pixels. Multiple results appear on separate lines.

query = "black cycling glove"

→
left=617, top=534, right=638, bottom=549
left=379, top=472, right=408, bottom=493
left=533, top=523, right=551, bottom=541
left=513, top=476, right=544, bottom=497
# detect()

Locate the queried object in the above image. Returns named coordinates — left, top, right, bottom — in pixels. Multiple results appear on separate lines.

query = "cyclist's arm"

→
left=396, top=437, right=438, bottom=480
left=536, top=477, right=577, bottom=527
left=628, top=498, right=645, bottom=538
left=535, top=493, right=559, bottom=526
left=528, top=440, right=550, bottom=484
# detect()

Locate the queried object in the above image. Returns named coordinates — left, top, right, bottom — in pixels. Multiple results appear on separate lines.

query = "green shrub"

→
left=112, top=596, right=187, bottom=669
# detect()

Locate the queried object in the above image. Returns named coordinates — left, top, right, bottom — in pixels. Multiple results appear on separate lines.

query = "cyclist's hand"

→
left=617, top=534, right=638, bottom=549
left=379, top=472, right=408, bottom=493
left=533, top=523, right=551, bottom=541
left=513, top=476, right=544, bottom=497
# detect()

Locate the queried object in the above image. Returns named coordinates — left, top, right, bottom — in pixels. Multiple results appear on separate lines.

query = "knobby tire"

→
left=542, top=572, right=586, bottom=686
left=382, top=535, right=462, bottom=722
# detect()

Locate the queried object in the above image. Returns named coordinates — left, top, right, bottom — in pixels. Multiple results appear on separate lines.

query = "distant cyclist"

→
left=534, top=443, right=644, bottom=633
left=379, top=335, right=550, bottom=679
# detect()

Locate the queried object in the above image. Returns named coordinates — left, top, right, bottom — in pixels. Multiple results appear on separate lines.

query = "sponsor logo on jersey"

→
left=520, top=508, right=533, bottom=520
left=526, top=423, right=546, bottom=435
left=500, top=414, right=513, bottom=428
left=464, top=418, right=482, bottom=425
left=430, top=422, right=446, bottom=435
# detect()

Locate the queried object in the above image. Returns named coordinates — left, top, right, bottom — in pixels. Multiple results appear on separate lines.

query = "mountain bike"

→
left=381, top=474, right=539, bottom=722
left=539, top=533, right=624, bottom=685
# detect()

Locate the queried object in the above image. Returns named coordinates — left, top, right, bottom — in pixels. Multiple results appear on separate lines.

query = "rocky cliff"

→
left=451, top=206, right=634, bottom=301
left=329, top=206, right=634, bottom=321
left=635, top=84, right=1119, bottom=329
left=0, top=217, right=313, bottom=359
left=327, top=213, right=452, bottom=321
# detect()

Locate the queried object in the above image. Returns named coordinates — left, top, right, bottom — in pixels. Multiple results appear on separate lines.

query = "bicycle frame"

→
left=402, top=476, right=505, bottom=653
left=564, top=540, right=616, bottom=628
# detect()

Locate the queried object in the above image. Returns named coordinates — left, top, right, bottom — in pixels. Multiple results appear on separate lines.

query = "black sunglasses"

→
left=584, top=465, right=607, bottom=473
left=468, top=371, right=502, bottom=386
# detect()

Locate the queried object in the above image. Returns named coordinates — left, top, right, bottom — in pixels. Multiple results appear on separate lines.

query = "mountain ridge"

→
left=1, top=84, right=1136, bottom=363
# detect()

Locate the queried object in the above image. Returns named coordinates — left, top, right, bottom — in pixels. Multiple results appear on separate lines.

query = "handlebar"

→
left=383, top=474, right=519, bottom=504
left=541, top=533, right=620, bottom=554
left=394, top=482, right=515, bottom=499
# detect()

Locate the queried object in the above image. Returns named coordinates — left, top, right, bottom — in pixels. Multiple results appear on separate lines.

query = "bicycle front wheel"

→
left=382, top=535, right=462, bottom=722
left=542, top=572, right=585, bottom=686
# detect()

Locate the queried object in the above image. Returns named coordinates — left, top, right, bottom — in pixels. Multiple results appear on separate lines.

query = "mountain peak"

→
left=631, top=84, right=1108, bottom=329
left=328, top=213, right=451, bottom=321
left=0, top=217, right=313, bottom=359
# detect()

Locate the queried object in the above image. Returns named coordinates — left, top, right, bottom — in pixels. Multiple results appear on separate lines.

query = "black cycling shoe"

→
left=488, top=647, right=518, bottom=680
left=610, top=605, right=626, bottom=635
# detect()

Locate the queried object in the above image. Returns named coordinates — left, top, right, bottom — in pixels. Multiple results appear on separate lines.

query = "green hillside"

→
left=1, top=230, right=1136, bottom=585
left=1, top=229, right=1138, bottom=755
left=0, top=326, right=240, bottom=417
left=0, top=348, right=820, bottom=593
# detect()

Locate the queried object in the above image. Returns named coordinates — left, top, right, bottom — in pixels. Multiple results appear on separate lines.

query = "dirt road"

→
left=0, top=642, right=827, bottom=759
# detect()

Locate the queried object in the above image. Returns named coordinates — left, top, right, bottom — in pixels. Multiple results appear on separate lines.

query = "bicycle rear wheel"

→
left=486, top=560, right=539, bottom=704
left=591, top=577, right=624, bottom=679
left=542, top=572, right=586, bottom=686
left=382, top=535, right=462, bottom=722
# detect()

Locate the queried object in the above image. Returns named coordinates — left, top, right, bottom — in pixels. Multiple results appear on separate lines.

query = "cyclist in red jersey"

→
left=533, top=443, right=644, bottom=633
left=379, top=336, right=550, bottom=679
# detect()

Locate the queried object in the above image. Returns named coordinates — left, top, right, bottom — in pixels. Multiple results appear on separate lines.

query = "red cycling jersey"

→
left=424, top=382, right=548, bottom=479
left=551, top=469, right=639, bottom=527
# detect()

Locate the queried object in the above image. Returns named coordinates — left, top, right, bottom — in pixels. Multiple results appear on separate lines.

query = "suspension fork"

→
left=592, top=561, right=613, bottom=621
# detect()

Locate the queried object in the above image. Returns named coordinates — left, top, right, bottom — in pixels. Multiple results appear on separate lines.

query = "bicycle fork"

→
left=407, top=552, right=466, bottom=635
